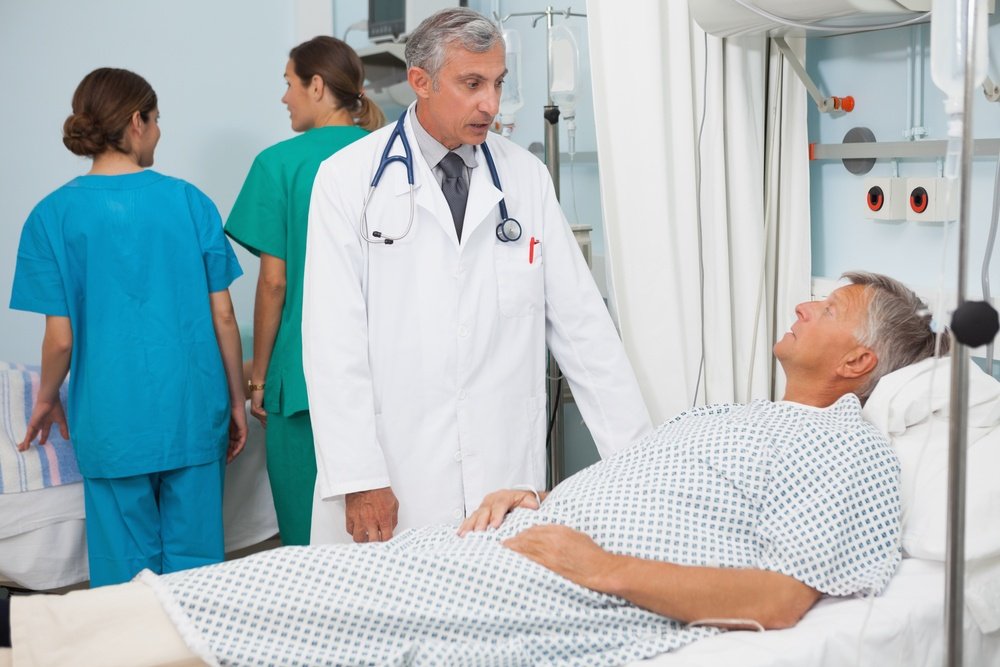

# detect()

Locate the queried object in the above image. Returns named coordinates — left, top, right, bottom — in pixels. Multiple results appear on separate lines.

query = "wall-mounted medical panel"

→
left=905, top=177, right=958, bottom=222
left=863, top=177, right=907, bottom=220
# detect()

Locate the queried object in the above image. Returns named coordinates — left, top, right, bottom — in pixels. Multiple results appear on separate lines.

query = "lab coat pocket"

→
left=494, top=243, right=544, bottom=318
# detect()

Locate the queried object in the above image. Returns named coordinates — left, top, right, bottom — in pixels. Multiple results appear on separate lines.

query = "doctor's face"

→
left=773, top=284, right=870, bottom=378
left=409, top=43, right=505, bottom=149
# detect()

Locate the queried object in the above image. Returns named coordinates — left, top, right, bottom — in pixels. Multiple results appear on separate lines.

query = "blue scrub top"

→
left=10, top=170, right=243, bottom=479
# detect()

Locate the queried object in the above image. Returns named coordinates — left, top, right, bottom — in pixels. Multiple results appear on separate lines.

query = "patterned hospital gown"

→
left=152, top=395, right=901, bottom=667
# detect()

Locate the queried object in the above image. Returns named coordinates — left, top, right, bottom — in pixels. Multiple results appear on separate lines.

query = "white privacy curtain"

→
left=587, top=0, right=812, bottom=423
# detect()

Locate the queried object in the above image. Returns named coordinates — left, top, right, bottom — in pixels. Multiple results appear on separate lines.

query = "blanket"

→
left=0, top=363, right=80, bottom=493
left=156, top=397, right=899, bottom=666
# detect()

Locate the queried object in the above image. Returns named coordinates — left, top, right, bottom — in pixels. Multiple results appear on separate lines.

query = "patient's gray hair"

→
left=845, top=271, right=948, bottom=402
left=404, top=8, right=502, bottom=80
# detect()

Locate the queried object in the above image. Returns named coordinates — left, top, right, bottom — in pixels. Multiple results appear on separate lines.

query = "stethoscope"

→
left=361, top=111, right=522, bottom=245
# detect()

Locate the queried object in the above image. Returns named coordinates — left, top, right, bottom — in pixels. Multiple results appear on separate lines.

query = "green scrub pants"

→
left=266, top=411, right=317, bottom=545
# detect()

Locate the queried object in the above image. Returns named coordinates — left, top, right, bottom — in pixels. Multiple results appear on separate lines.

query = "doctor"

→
left=302, top=7, right=652, bottom=544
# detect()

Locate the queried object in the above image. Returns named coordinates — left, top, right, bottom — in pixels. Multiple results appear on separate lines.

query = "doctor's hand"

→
left=503, top=525, right=618, bottom=592
left=346, top=486, right=399, bottom=543
left=18, top=396, right=70, bottom=451
left=458, top=488, right=546, bottom=536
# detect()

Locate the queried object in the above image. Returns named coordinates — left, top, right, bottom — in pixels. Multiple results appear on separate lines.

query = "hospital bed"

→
left=0, top=367, right=278, bottom=590
left=637, top=354, right=1000, bottom=666
left=636, top=559, right=999, bottom=666
left=2, top=357, right=999, bottom=666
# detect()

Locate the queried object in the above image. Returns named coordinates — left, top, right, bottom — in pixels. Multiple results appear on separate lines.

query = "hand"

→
left=458, top=488, right=542, bottom=535
left=18, top=396, right=70, bottom=451
left=503, top=525, right=617, bottom=591
left=249, top=388, right=267, bottom=427
left=345, top=486, right=399, bottom=543
left=226, top=404, right=248, bottom=463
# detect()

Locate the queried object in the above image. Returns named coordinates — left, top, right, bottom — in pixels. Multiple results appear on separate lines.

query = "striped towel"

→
left=0, top=362, right=81, bottom=493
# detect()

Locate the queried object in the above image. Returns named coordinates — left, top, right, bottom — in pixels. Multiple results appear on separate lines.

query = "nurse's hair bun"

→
left=61, top=67, right=158, bottom=159
left=63, top=112, right=108, bottom=157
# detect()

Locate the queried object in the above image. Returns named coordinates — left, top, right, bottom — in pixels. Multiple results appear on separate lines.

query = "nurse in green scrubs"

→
left=225, top=36, right=384, bottom=545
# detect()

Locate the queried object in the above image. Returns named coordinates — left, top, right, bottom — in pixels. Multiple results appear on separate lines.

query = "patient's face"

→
left=774, top=284, right=869, bottom=376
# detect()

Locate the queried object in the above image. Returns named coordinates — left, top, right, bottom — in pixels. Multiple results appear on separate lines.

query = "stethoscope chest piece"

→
left=496, top=217, right=522, bottom=243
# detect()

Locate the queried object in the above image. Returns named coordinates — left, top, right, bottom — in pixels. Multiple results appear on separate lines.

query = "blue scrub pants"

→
left=82, top=458, right=225, bottom=587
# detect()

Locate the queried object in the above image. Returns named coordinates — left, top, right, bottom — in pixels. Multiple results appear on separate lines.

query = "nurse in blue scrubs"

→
left=9, top=68, right=248, bottom=587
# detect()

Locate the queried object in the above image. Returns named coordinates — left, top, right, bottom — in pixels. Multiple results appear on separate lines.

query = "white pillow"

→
left=863, top=355, right=1000, bottom=562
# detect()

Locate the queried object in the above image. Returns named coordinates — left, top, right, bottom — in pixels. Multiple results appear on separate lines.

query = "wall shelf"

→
left=810, top=138, right=1000, bottom=161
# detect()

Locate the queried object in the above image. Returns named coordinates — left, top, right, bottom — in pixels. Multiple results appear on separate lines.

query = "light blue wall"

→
left=0, top=0, right=298, bottom=364
left=807, top=15, right=1000, bottom=298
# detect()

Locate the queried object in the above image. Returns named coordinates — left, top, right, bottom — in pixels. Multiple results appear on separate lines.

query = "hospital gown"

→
left=150, top=394, right=901, bottom=666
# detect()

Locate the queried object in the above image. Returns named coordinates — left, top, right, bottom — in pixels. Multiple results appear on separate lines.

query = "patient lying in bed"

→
left=1, top=272, right=944, bottom=666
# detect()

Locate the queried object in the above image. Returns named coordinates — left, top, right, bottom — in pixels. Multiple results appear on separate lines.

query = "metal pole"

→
left=946, top=347, right=969, bottom=667
left=541, top=6, right=565, bottom=489
left=545, top=6, right=554, bottom=106
left=944, top=0, right=979, bottom=664
left=545, top=106, right=561, bottom=194
left=544, top=104, right=563, bottom=490
left=543, top=5, right=561, bottom=194
left=494, top=6, right=585, bottom=489
left=497, top=5, right=584, bottom=490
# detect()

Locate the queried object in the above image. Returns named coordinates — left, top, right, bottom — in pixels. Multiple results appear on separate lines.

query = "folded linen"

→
left=0, top=363, right=81, bottom=493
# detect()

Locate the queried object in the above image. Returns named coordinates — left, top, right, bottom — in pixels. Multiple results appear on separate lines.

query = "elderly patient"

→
left=2, top=271, right=941, bottom=666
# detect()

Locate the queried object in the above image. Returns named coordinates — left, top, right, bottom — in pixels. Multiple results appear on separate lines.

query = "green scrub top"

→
left=225, top=125, right=369, bottom=416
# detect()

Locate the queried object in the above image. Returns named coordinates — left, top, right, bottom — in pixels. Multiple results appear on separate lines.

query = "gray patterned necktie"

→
left=438, top=152, right=468, bottom=241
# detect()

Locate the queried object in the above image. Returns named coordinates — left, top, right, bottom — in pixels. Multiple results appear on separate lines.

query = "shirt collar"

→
left=409, top=105, right=478, bottom=170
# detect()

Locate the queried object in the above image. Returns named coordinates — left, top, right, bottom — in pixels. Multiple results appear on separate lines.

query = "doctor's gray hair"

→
left=404, top=8, right=502, bottom=80
left=844, top=271, right=947, bottom=403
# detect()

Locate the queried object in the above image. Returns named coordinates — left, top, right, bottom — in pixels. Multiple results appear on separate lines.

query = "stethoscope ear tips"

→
left=370, top=229, right=393, bottom=244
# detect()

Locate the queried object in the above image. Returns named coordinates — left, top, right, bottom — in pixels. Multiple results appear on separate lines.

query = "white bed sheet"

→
left=0, top=411, right=277, bottom=590
left=632, top=558, right=1000, bottom=666
left=5, top=557, right=994, bottom=667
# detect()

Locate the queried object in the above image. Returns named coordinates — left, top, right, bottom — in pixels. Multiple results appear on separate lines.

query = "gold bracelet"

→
left=247, top=380, right=265, bottom=392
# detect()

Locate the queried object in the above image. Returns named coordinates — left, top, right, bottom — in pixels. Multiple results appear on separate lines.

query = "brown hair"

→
left=289, top=36, right=385, bottom=132
left=63, top=68, right=157, bottom=158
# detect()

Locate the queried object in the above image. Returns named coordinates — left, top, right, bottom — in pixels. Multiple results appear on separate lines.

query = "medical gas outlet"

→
left=905, top=177, right=958, bottom=223
left=863, top=177, right=906, bottom=221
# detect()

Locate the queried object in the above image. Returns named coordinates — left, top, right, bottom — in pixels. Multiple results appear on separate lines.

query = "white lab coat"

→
left=302, top=109, right=652, bottom=543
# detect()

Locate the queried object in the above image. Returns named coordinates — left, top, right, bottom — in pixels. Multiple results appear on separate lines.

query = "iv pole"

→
left=942, top=1, right=999, bottom=664
left=944, top=0, right=973, bottom=661
left=495, top=6, right=586, bottom=490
